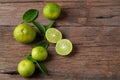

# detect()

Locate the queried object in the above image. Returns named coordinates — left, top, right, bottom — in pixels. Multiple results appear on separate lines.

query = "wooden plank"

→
left=0, top=2, right=119, bottom=26
left=85, top=0, right=120, bottom=26
left=0, top=73, right=81, bottom=80
left=0, top=0, right=83, bottom=3
left=0, top=2, right=84, bottom=26
left=46, top=0, right=81, bottom=1
left=60, top=26, right=120, bottom=46
left=1, top=26, right=120, bottom=47
left=0, top=68, right=120, bottom=80
left=89, top=6, right=120, bottom=18
left=1, top=0, right=119, bottom=6
left=86, top=0, right=120, bottom=6
left=0, top=0, right=43, bottom=3
left=87, top=16, right=120, bottom=26
left=87, top=5, right=120, bottom=26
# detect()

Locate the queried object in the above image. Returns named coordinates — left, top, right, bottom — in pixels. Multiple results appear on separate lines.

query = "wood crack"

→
left=0, top=71, right=18, bottom=75
left=96, top=15, right=118, bottom=19
left=0, top=1, right=44, bottom=3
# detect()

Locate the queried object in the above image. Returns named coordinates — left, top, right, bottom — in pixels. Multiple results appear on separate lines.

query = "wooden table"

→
left=0, top=0, right=120, bottom=80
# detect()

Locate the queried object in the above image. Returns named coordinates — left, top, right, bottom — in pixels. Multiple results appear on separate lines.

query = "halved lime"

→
left=55, top=39, right=73, bottom=56
left=45, top=28, right=62, bottom=43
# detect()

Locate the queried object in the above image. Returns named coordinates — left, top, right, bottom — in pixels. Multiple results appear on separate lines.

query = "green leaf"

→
left=34, top=42, right=49, bottom=48
left=45, top=21, right=55, bottom=30
left=36, top=61, right=48, bottom=75
left=23, top=9, right=39, bottom=22
left=27, top=54, right=48, bottom=75
left=27, top=54, right=36, bottom=63
left=33, top=21, right=45, bottom=36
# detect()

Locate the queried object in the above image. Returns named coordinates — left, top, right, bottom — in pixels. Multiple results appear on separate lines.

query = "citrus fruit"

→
left=32, top=46, right=48, bottom=61
left=43, top=2, right=61, bottom=20
left=18, top=59, right=35, bottom=77
left=55, top=39, right=73, bottom=56
left=13, top=24, right=36, bottom=44
left=45, top=28, right=62, bottom=43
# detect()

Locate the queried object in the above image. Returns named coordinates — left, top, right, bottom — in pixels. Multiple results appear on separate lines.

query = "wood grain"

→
left=0, top=0, right=120, bottom=80
left=0, top=26, right=120, bottom=79
left=0, top=2, right=83, bottom=26
left=0, top=1, right=119, bottom=26
left=0, top=0, right=43, bottom=3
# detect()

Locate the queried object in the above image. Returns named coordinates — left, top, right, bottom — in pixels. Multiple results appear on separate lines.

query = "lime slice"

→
left=55, top=39, right=73, bottom=56
left=45, top=28, right=62, bottom=43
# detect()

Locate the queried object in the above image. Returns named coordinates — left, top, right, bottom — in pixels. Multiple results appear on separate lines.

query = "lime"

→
left=55, top=39, right=73, bottom=56
left=13, top=24, right=36, bottom=44
left=45, top=28, right=62, bottom=43
left=31, top=46, right=48, bottom=61
left=18, top=59, right=35, bottom=77
left=43, top=2, right=61, bottom=20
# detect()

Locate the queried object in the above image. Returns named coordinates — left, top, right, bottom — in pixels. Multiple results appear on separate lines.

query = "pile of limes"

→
left=13, top=2, right=73, bottom=77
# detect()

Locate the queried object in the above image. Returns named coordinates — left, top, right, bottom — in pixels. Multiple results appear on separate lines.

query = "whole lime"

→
left=43, top=2, right=61, bottom=20
left=13, top=24, right=36, bottom=44
left=32, top=46, right=48, bottom=61
left=18, top=59, right=35, bottom=77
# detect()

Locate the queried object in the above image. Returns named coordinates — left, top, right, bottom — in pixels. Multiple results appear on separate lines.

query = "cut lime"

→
left=55, top=39, right=73, bottom=56
left=45, top=28, right=62, bottom=43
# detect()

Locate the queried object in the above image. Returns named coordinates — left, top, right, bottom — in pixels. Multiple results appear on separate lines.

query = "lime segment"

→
left=55, top=39, right=73, bottom=56
left=45, top=28, right=62, bottom=43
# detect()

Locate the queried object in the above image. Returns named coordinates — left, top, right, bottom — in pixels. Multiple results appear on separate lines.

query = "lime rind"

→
left=55, top=39, right=73, bottom=56
left=13, top=24, right=36, bottom=44
left=31, top=46, right=48, bottom=61
left=43, top=3, right=61, bottom=20
left=45, top=28, right=62, bottom=43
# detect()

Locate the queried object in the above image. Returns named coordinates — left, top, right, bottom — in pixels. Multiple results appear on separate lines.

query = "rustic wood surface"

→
left=0, top=0, right=120, bottom=80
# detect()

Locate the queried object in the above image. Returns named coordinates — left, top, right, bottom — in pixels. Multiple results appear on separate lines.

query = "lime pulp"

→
left=55, top=39, right=73, bottom=56
left=45, top=28, right=62, bottom=43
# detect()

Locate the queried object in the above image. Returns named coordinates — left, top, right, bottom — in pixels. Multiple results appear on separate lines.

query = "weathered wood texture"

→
left=0, top=0, right=120, bottom=80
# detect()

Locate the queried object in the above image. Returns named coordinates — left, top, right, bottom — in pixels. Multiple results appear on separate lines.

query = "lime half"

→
left=55, top=39, right=73, bottom=56
left=45, top=28, right=62, bottom=43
